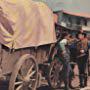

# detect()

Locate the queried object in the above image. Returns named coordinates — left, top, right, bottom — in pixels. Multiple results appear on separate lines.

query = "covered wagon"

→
left=0, top=0, right=56, bottom=90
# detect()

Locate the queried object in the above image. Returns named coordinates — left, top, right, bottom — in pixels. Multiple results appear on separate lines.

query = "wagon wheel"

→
left=48, top=56, right=63, bottom=89
left=9, top=54, right=38, bottom=90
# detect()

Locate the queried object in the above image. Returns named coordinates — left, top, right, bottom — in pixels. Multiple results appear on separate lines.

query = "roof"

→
left=34, top=0, right=90, bottom=18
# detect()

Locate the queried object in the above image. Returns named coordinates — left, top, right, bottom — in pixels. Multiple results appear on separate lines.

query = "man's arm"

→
left=59, top=42, right=66, bottom=54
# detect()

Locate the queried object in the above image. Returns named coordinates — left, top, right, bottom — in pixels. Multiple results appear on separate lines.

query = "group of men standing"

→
left=58, top=30, right=89, bottom=90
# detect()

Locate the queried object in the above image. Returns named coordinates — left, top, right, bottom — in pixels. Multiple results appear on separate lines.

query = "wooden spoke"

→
left=28, top=71, right=36, bottom=77
left=15, top=81, right=23, bottom=86
left=27, top=64, right=34, bottom=76
left=16, top=85, right=22, bottom=90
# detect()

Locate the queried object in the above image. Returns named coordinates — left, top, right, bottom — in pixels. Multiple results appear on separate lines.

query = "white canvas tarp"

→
left=0, top=0, right=56, bottom=49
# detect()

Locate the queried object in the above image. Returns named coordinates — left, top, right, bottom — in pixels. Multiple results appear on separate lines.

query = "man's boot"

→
left=84, top=74, right=87, bottom=87
left=64, top=78, right=69, bottom=90
left=64, top=83, right=69, bottom=90
left=79, top=75, right=84, bottom=88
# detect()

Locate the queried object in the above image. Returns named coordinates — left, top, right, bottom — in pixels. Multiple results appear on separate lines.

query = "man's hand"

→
left=62, top=50, right=66, bottom=55
left=80, top=49, right=84, bottom=53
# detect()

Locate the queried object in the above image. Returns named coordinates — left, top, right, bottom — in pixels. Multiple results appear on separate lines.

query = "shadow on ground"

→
left=37, top=85, right=52, bottom=90
left=0, top=80, right=8, bottom=90
left=0, top=80, right=79, bottom=90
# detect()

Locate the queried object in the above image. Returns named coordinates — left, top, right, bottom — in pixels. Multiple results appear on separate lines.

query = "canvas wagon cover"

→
left=0, top=0, right=56, bottom=49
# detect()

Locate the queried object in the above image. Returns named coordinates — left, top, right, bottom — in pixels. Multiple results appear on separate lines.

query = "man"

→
left=76, top=32, right=88, bottom=88
left=59, top=32, right=71, bottom=90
